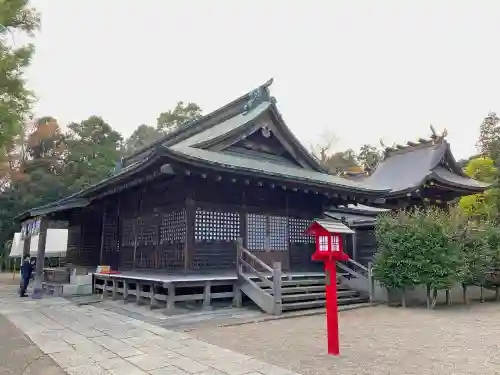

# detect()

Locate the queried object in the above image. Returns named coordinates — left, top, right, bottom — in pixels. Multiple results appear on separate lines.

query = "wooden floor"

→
left=94, top=270, right=325, bottom=283
left=92, top=269, right=326, bottom=312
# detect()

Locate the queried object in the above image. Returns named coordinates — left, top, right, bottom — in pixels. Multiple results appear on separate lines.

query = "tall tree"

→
left=477, top=112, right=500, bottom=163
left=64, top=116, right=123, bottom=192
left=459, top=157, right=499, bottom=220
left=124, top=124, right=161, bottom=156
left=326, top=150, right=359, bottom=174
left=25, top=117, right=65, bottom=173
left=157, top=101, right=202, bottom=134
left=0, top=0, right=40, bottom=156
left=358, top=144, right=383, bottom=170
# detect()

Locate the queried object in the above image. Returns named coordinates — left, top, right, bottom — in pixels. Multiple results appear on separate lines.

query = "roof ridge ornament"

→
left=243, top=78, right=274, bottom=115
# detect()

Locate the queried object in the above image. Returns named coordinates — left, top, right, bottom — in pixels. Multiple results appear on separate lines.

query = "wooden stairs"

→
left=235, top=239, right=373, bottom=315
left=256, top=274, right=368, bottom=312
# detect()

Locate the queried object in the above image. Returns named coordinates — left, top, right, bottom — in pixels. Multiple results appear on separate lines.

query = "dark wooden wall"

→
left=354, top=227, right=377, bottom=266
left=67, top=172, right=326, bottom=272
left=65, top=208, right=101, bottom=267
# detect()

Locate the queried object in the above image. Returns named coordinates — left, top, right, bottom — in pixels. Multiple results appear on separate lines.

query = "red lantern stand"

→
left=306, top=220, right=353, bottom=356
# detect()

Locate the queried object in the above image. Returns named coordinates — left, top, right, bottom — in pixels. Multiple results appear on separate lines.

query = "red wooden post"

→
left=306, top=219, right=353, bottom=356
left=325, top=259, right=339, bottom=355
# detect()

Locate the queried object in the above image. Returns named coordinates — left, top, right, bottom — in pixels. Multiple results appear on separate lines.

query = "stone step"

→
left=281, top=290, right=360, bottom=303
left=281, top=296, right=368, bottom=312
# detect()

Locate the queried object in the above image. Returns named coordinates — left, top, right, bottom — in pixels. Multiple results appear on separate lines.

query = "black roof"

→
left=362, top=138, right=490, bottom=197
left=325, top=204, right=389, bottom=227
left=17, top=79, right=392, bottom=221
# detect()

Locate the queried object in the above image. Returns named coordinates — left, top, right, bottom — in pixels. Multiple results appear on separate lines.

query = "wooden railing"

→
left=337, top=258, right=375, bottom=303
left=236, top=238, right=282, bottom=315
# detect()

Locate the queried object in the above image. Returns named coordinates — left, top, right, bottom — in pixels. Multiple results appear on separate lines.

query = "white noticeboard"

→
left=9, top=232, right=24, bottom=258
left=29, top=229, right=68, bottom=258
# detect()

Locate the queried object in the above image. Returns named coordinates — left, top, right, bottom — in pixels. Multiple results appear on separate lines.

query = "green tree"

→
left=0, top=117, right=67, bottom=249
left=373, top=211, right=423, bottom=307
left=157, top=101, right=202, bottom=134
left=459, top=157, right=499, bottom=219
left=64, top=116, right=123, bottom=191
left=477, top=112, right=500, bottom=163
left=124, top=124, right=161, bottom=156
left=357, top=144, right=382, bottom=170
left=0, top=0, right=40, bottom=156
left=374, top=208, right=461, bottom=308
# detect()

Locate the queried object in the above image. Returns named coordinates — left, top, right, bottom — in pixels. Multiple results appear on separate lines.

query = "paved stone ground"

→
left=0, top=314, right=66, bottom=375
left=0, top=279, right=301, bottom=375
left=190, top=303, right=500, bottom=375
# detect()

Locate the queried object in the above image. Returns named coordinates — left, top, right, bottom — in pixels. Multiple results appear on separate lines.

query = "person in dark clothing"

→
left=20, top=256, right=34, bottom=297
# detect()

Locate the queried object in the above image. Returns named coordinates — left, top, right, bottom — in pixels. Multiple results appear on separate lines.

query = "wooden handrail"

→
left=239, top=258, right=273, bottom=288
left=241, top=247, right=273, bottom=273
left=337, top=262, right=367, bottom=281
left=235, top=238, right=283, bottom=315
left=345, top=258, right=368, bottom=272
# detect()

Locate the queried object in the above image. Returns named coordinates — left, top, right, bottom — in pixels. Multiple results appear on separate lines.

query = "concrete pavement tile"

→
left=73, top=342, right=117, bottom=362
left=157, top=339, right=189, bottom=351
left=107, top=327, right=156, bottom=339
left=95, top=357, right=130, bottom=370
left=49, top=348, right=97, bottom=369
left=32, top=338, right=73, bottom=354
left=126, top=353, right=173, bottom=371
left=65, top=363, right=110, bottom=375
left=92, top=335, right=145, bottom=357
left=107, top=361, right=150, bottom=375
left=121, top=335, right=166, bottom=348
left=195, top=370, right=232, bottom=375
left=166, top=356, right=210, bottom=373
left=148, top=366, right=191, bottom=375
left=61, top=331, right=92, bottom=345
left=135, top=345, right=182, bottom=359
left=242, top=360, right=297, bottom=375
left=200, top=360, right=258, bottom=375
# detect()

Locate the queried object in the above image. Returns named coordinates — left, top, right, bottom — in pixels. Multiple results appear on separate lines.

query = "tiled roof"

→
left=363, top=139, right=490, bottom=195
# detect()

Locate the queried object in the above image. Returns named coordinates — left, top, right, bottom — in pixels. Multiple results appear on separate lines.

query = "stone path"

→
left=0, top=313, right=66, bottom=375
left=0, top=286, right=301, bottom=375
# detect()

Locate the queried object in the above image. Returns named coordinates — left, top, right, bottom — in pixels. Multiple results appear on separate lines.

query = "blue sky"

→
left=25, top=0, right=500, bottom=159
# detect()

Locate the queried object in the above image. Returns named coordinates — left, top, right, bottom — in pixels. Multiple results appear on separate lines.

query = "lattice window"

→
left=247, top=214, right=289, bottom=251
left=269, top=216, right=288, bottom=251
left=288, top=217, right=315, bottom=243
left=319, top=236, right=329, bottom=251
left=160, top=210, right=186, bottom=244
left=137, top=214, right=158, bottom=246
left=332, top=235, right=340, bottom=251
left=121, top=219, right=136, bottom=246
left=195, top=209, right=240, bottom=242
left=247, top=214, right=268, bottom=250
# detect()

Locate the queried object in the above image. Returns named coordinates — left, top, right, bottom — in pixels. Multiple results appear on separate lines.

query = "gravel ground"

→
left=190, top=303, right=500, bottom=375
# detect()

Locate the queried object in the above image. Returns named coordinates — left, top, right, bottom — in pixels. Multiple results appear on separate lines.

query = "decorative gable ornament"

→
left=261, top=125, right=272, bottom=138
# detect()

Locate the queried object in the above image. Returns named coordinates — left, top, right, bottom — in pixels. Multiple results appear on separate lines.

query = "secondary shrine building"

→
left=17, top=79, right=489, bottom=273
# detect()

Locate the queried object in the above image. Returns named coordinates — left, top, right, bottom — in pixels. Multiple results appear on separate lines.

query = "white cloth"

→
left=9, top=232, right=24, bottom=258
left=29, top=229, right=68, bottom=257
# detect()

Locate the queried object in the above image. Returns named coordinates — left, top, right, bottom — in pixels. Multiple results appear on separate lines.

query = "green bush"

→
left=373, top=207, right=499, bottom=308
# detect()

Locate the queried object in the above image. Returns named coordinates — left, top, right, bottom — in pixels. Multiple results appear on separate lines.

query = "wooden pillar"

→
left=240, top=189, right=247, bottom=247
left=132, top=219, right=138, bottom=270
left=99, top=203, right=107, bottom=265
left=32, top=217, right=49, bottom=299
left=22, top=235, right=31, bottom=258
left=184, top=187, right=195, bottom=271
left=352, top=230, right=358, bottom=263
left=285, top=194, right=291, bottom=270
